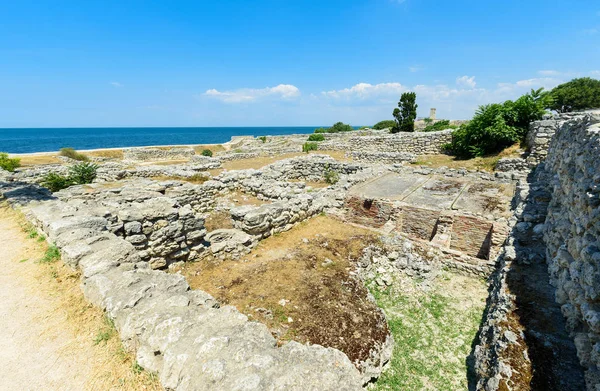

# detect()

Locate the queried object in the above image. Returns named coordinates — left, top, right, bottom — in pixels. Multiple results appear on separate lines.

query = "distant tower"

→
left=429, top=108, right=437, bottom=121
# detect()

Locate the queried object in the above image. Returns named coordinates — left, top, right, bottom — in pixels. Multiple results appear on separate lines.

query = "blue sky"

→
left=1, top=0, right=599, bottom=127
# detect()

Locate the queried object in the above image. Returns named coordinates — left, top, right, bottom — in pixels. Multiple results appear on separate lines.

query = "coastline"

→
left=7, top=142, right=226, bottom=157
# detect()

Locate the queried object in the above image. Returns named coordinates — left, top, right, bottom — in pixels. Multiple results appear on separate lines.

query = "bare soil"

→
left=176, top=215, right=389, bottom=365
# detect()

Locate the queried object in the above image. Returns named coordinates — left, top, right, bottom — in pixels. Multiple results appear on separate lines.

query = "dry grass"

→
left=412, top=144, right=523, bottom=172
left=87, top=149, right=124, bottom=159
left=151, top=174, right=209, bottom=184
left=6, top=204, right=162, bottom=390
left=18, top=154, right=62, bottom=166
left=176, top=215, right=389, bottom=364
left=217, top=150, right=351, bottom=172
left=192, top=144, right=225, bottom=154
left=204, top=210, right=235, bottom=231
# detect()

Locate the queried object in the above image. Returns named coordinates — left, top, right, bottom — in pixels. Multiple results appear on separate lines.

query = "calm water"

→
left=0, top=127, right=321, bottom=154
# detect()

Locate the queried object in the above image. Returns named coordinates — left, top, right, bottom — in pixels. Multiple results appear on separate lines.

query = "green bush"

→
left=302, top=142, right=318, bottom=153
left=392, top=92, right=418, bottom=133
left=324, top=168, right=339, bottom=184
left=373, top=120, right=396, bottom=130
left=328, top=122, right=353, bottom=133
left=549, top=77, right=600, bottom=113
left=449, top=88, right=551, bottom=158
left=422, top=120, right=458, bottom=132
left=314, top=127, right=328, bottom=133
left=41, top=173, right=74, bottom=192
left=308, top=133, right=325, bottom=142
left=41, top=162, right=98, bottom=192
left=59, top=147, right=89, bottom=161
left=201, top=149, right=213, bottom=157
left=69, top=162, right=98, bottom=184
left=258, top=136, right=267, bottom=143
left=0, top=153, right=20, bottom=172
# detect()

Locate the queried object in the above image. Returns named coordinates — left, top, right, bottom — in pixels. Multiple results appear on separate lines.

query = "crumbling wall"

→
left=123, top=147, right=196, bottom=161
left=318, top=129, right=453, bottom=155
left=543, top=110, right=600, bottom=388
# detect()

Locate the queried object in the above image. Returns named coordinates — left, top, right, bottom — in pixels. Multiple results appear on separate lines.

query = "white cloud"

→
left=204, top=84, right=300, bottom=103
left=496, top=77, right=562, bottom=95
left=321, top=82, right=406, bottom=100
left=110, top=81, right=123, bottom=88
left=456, top=76, right=476, bottom=88
left=409, top=66, right=423, bottom=73
left=538, top=70, right=560, bottom=76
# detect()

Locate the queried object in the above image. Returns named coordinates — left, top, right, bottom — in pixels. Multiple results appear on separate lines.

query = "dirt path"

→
left=0, top=206, right=161, bottom=391
left=0, top=212, right=95, bottom=390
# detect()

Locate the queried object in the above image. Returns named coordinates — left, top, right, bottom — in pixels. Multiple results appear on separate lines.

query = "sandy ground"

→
left=0, top=213, right=95, bottom=390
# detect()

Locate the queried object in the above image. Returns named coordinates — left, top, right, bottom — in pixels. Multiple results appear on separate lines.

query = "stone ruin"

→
left=0, top=111, right=599, bottom=390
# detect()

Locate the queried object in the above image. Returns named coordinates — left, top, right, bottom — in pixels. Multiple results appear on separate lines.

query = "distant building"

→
left=429, top=108, right=437, bottom=120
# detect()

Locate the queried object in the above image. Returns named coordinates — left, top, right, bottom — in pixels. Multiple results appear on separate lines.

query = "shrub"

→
left=328, top=122, right=354, bottom=133
left=422, top=120, right=458, bottom=132
left=0, top=152, right=20, bottom=172
left=314, top=127, right=328, bottom=133
left=308, top=133, right=325, bottom=142
left=449, top=88, right=550, bottom=158
left=324, top=167, right=339, bottom=184
left=69, top=162, right=98, bottom=184
left=41, top=173, right=73, bottom=192
left=373, top=120, right=396, bottom=130
left=549, top=77, right=600, bottom=113
left=258, top=136, right=267, bottom=143
left=201, top=149, right=213, bottom=157
left=302, top=142, right=318, bottom=153
left=392, top=92, right=418, bottom=133
left=59, top=147, right=89, bottom=161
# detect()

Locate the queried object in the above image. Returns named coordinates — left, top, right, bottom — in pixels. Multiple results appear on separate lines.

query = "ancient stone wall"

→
left=542, top=110, right=600, bottom=388
left=318, top=129, right=453, bottom=155
left=348, top=151, right=417, bottom=164
left=344, top=197, right=498, bottom=276
left=123, top=147, right=196, bottom=162
left=450, top=216, right=493, bottom=259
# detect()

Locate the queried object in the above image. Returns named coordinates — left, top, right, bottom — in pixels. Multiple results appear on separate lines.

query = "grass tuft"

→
left=39, top=245, right=60, bottom=264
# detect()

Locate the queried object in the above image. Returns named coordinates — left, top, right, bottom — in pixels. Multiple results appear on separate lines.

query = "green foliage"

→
left=59, top=147, right=89, bottom=161
left=421, top=119, right=458, bottom=132
left=41, top=172, right=74, bottom=192
left=549, top=77, right=600, bottom=113
left=329, top=121, right=353, bottom=133
left=323, top=168, right=339, bottom=184
left=258, top=136, right=267, bottom=143
left=449, top=88, right=550, bottom=158
left=302, top=142, right=318, bottom=153
left=201, top=149, right=213, bottom=157
left=392, top=92, right=418, bottom=133
left=0, top=152, right=21, bottom=172
left=372, top=120, right=396, bottom=130
left=40, top=245, right=61, bottom=264
left=41, top=162, right=98, bottom=192
left=307, top=133, right=325, bottom=142
left=69, top=162, right=98, bottom=184
left=314, top=122, right=354, bottom=134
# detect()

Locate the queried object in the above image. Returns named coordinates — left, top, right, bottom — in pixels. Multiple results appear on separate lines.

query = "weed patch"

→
left=368, top=274, right=487, bottom=390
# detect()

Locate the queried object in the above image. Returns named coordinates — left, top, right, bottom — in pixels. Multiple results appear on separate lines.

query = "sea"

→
left=0, top=127, right=325, bottom=154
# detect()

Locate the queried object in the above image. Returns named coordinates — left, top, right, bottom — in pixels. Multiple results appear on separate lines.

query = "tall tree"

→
left=549, top=77, right=600, bottom=113
left=392, top=92, right=418, bottom=133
